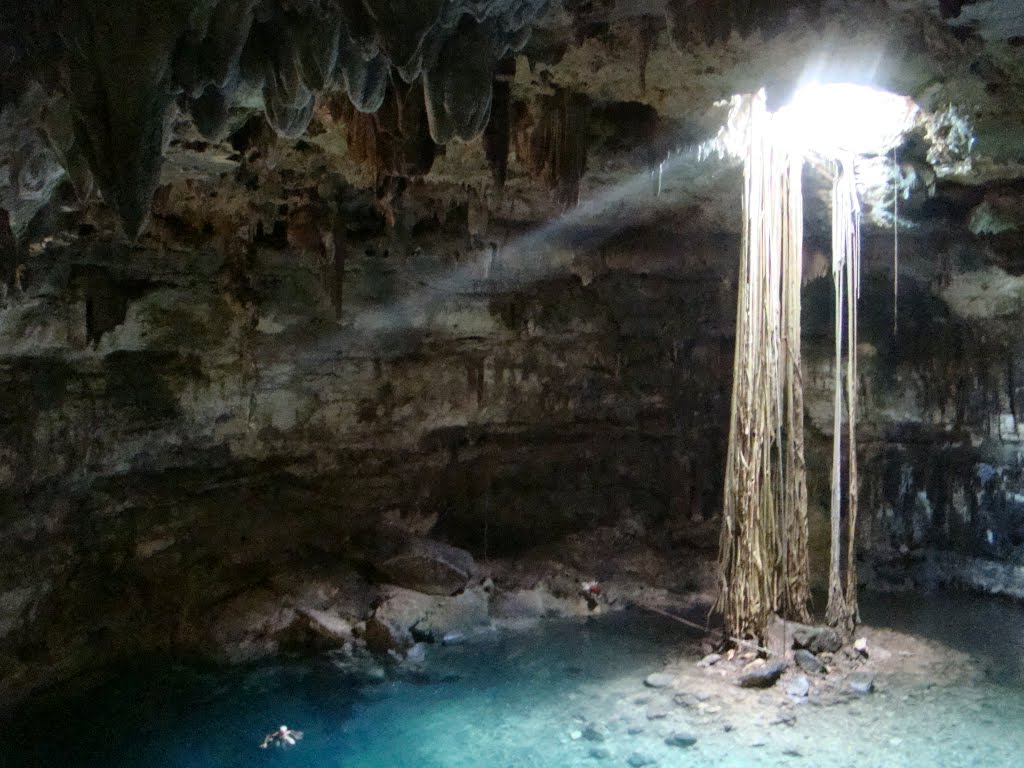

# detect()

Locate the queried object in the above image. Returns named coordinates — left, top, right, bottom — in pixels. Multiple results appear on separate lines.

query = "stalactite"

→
left=15, top=0, right=551, bottom=235
left=337, top=42, right=390, bottom=114
left=361, top=0, right=448, bottom=83
left=637, top=17, right=659, bottom=97
left=664, top=0, right=821, bottom=49
left=188, top=84, right=232, bottom=140
left=58, top=0, right=190, bottom=238
left=423, top=16, right=499, bottom=144
left=333, top=79, right=437, bottom=184
left=175, top=0, right=258, bottom=94
left=516, top=89, right=591, bottom=210
left=483, top=58, right=515, bottom=189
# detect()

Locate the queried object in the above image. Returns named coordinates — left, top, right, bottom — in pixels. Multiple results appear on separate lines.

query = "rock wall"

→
left=4, top=177, right=1024, bottom=705
left=0, top=223, right=735, bottom=704
left=800, top=232, right=1024, bottom=594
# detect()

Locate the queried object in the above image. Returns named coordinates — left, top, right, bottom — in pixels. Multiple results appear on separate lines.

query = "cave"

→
left=2, top=0, right=1024, bottom=765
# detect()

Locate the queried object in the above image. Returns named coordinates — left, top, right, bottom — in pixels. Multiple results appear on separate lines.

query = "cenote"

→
left=4, top=2, right=1024, bottom=767
left=6, top=594, right=1024, bottom=768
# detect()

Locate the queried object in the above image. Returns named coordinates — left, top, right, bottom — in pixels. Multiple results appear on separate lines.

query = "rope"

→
left=634, top=603, right=772, bottom=656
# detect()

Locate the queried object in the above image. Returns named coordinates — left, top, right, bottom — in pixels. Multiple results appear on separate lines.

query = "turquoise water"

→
left=5, top=597, right=1024, bottom=768
left=1, top=611, right=697, bottom=768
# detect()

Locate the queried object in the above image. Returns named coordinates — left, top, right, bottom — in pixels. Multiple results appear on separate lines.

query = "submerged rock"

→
left=664, top=730, right=698, bottom=748
left=627, top=753, right=656, bottom=767
left=644, top=672, right=675, bottom=688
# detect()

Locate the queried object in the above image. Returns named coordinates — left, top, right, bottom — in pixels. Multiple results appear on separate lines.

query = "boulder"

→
left=363, top=616, right=414, bottom=654
left=207, top=590, right=299, bottom=664
left=301, top=608, right=353, bottom=644
left=379, top=538, right=476, bottom=596
left=792, top=626, right=843, bottom=654
left=765, top=614, right=843, bottom=655
left=491, top=588, right=546, bottom=620
left=737, top=658, right=787, bottom=688
left=793, top=648, right=825, bottom=674
left=368, top=584, right=490, bottom=648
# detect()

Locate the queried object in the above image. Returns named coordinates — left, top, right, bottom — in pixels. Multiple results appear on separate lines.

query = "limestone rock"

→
left=379, top=538, right=476, bottom=596
left=207, top=590, right=299, bottom=664
left=301, top=608, right=353, bottom=644
left=363, top=615, right=414, bottom=654
left=792, top=626, right=843, bottom=654
left=849, top=671, right=876, bottom=695
left=737, top=659, right=787, bottom=689
left=793, top=648, right=825, bottom=674
left=785, top=675, right=810, bottom=698
left=370, top=584, right=490, bottom=645
left=489, top=588, right=543, bottom=622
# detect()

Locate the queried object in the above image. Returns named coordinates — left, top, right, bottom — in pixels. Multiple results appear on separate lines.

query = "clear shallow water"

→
left=860, top=590, right=1024, bottom=688
left=4, top=597, right=1024, bottom=768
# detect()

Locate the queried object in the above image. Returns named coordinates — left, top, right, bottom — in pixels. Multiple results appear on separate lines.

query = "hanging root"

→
left=824, top=156, right=860, bottom=637
left=716, top=90, right=811, bottom=643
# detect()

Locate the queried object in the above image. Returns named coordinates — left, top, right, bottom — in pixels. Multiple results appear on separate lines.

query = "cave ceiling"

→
left=0, top=0, right=1023, bottom=263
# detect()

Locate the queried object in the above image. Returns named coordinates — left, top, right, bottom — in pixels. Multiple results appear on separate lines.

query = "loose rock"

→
left=697, top=653, right=722, bottom=667
left=737, top=659, right=787, bottom=688
left=792, top=626, right=843, bottom=654
left=363, top=616, right=414, bottom=654
left=793, top=648, right=825, bottom=674
left=849, top=671, right=876, bottom=694
left=785, top=674, right=810, bottom=698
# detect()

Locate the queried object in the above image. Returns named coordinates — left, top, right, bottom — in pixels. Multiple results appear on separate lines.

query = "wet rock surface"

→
left=2, top=0, right=1024, bottom=717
